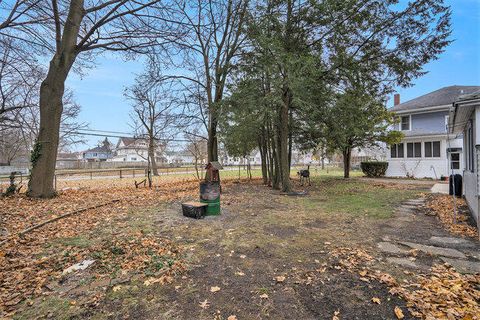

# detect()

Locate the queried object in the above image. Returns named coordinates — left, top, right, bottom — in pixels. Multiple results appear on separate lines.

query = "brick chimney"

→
left=394, top=93, right=400, bottom=106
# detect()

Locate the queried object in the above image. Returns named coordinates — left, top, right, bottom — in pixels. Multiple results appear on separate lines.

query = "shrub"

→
left=360, top=161, right=388, bottom=177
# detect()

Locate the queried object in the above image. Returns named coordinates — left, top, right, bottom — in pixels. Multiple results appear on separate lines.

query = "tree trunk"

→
left=288, top=108, right=293, bottom=169
left=148, top=137, right=158, bottom=176
left=27, top=61, right=69, bottom=197
left=207, top=107, right=218, bottom=162
left=279, top=91, right=292, bottom=192
left=27, top=0, right=84, bottom=198
left=343, top=148, right=351, bottom=179
left=259, top=135, right=268, bottom=185
left=272, top=125, right=281, bottom=190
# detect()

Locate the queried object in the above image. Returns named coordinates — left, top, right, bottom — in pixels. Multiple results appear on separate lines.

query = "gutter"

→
left=392, top=104, right=450, bottom=115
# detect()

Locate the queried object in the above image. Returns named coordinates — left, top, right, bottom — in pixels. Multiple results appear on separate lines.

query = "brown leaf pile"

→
left=390, top=265, right=480, bottom=320
left=329, top=247, right=480, bottom=319
left=424, top=195, right=478, bottom=238
left=0, top=177, right=260, bottom=316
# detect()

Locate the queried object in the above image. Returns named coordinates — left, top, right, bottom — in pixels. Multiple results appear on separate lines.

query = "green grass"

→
left=14, top=297, right=74, bottom=320
left=304, top=177, right=420, bottom=219
left=53, top=236, right=94, bottom=248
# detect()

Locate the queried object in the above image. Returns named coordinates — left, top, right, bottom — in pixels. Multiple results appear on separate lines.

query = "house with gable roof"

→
left=386, top=86, right=480, bottom=179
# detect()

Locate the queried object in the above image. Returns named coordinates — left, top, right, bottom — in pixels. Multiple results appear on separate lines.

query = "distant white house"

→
left=165, top=151, right=196, bottom=165
left=386, top=86, right=480, bottom=179
left=110, top=137, right=166, bottom=163
left=449, top=90, right=480, bottom=224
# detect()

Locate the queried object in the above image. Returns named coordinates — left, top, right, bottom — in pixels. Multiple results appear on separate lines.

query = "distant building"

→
left=165, top=151, right=195, bottom=165
left=110, top=137, right=166, bottom=163
left=82, top=146, right=113, bottom=162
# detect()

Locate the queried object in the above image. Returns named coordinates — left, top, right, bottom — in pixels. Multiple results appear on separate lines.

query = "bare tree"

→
left=158, top=0, right=249, bottom=162
left=5, top=0, right=178, bottom=197
left=125, top=60, right=178, bottom=176
left=184, top=135, right=207, bottom=180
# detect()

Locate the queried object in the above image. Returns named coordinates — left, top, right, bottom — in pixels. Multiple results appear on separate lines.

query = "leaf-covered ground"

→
left=1, top=172, right=479, bottom=319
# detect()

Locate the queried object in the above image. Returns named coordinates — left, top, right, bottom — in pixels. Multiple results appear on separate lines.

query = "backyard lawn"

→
left=1, top=171, right=478, bottom=319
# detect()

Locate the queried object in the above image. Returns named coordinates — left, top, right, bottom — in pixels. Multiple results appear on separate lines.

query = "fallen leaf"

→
left=394, top=306, right=404, bottom=319
left=371, top=297, right=381, bottom=304
left=359, top=270, right=367, bottom=277
left=275, top=275, right=286, bottom=282
left=235, top=271, right=245, bottom=276
left=210, top=286, right=221, bottom=293
left=199, top=299, right=209, bottom=309
left=227, top=316, right=237, bottom=320
left=259, top=293, right=269, bottom=299
left=112, top=285, right=122, bottom=292
left=332, top=310, right=340, bottom=320
left=239, top=254, right=246, bottom=259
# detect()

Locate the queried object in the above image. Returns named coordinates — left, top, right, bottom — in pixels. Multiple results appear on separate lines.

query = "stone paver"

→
left=399, top=241, right=467, bottom=259
left=377, top=242, right=408, bottom=255
left=431, top=183, right=449, bottom=194
left=386, top=257, right=418, bottom=269
left=440, top=257, right=480, bottom=274
left=429, top=236, right=475, bottom=248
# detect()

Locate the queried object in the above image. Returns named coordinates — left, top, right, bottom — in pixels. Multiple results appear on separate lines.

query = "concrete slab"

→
left=377, top=242, right=408, bottom=255
left=429, top=236, right=475, bottom=248
left=386, top=257, right=418, bottom=269
left=431, top=183, right=449, bottom=194
left=400, top=241, right=467, bottom=259
left=440, top=257, right=480, bottom=274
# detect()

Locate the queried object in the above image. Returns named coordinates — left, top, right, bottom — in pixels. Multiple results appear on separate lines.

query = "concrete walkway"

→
left=377, top=197, right=480, bottom=274
left=431, top=183, right=449, bottom=194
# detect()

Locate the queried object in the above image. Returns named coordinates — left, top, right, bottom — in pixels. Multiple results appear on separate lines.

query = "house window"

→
left=390, top=143, right=404, bottom=158
left=450, top=153, right=460, bottom=170
left=131, top=157, right=137, bottom=161
left=401, top=115, right=410, bottom=131
left=424, top=141, right=441, bottom=158
left=407, top=142, right=421, bottom=158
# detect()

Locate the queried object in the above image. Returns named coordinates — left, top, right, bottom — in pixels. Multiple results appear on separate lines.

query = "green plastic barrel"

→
left=200, top=181, right=221, bottom=216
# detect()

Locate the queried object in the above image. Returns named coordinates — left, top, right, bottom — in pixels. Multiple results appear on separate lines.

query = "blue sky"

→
left=67, top=0, right=480, bottom=151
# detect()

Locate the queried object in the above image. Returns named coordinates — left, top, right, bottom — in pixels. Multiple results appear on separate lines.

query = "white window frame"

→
left=424, top=141, right=441, bottom=158
left=400, top=115, right=411, bottom=131
left=445, top=115, right=449, bottom=132
left=406, top=142, right=422, bottom=158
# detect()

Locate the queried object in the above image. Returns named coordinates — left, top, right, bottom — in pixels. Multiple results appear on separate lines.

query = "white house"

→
left=386, top=86, right=479, bottom=179
left=110, top=137, right=166, bottom=163
left=449, top=90, right=480, bottom=224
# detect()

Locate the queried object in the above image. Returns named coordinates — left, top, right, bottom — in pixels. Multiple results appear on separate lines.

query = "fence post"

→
left=133, top=169, right=135, bottom=178
left=90, top=171, right=92, bottom=180
left=120, top=169, right=123, bottom=179
left=54, top=174, right=57, bottom=190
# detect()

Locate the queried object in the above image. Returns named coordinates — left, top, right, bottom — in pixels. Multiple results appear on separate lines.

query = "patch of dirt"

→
left=263, top=225, right=298, bottom=238
left=296, top=271, right=414, bottom=320
left=303, top=218, right=326, bottom=229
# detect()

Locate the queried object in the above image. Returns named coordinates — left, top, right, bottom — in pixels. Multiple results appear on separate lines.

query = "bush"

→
left=360, top=161, right=388, bottom=177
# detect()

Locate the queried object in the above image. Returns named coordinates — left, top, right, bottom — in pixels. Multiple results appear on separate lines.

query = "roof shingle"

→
left=391, top=85, right=480, bottom=112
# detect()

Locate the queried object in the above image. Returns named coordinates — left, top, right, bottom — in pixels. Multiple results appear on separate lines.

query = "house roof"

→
left=84, top=145, right=111, bottom=154
left=118, top=137, right=138, bottom=147
left=456, top=90, right=480, bottom=103
left=391, top=85, right=480, bottom=112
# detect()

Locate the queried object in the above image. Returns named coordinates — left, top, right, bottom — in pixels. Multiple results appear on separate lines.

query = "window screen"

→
left=424, top=142, right=432, bottom=157
left=414, top=143, right=421, bottom=157
left=432, top=141, right=440, bottom=157
left=451, top=153, right=460, bottom=170
left=401, top=116, right=410, bottom=130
